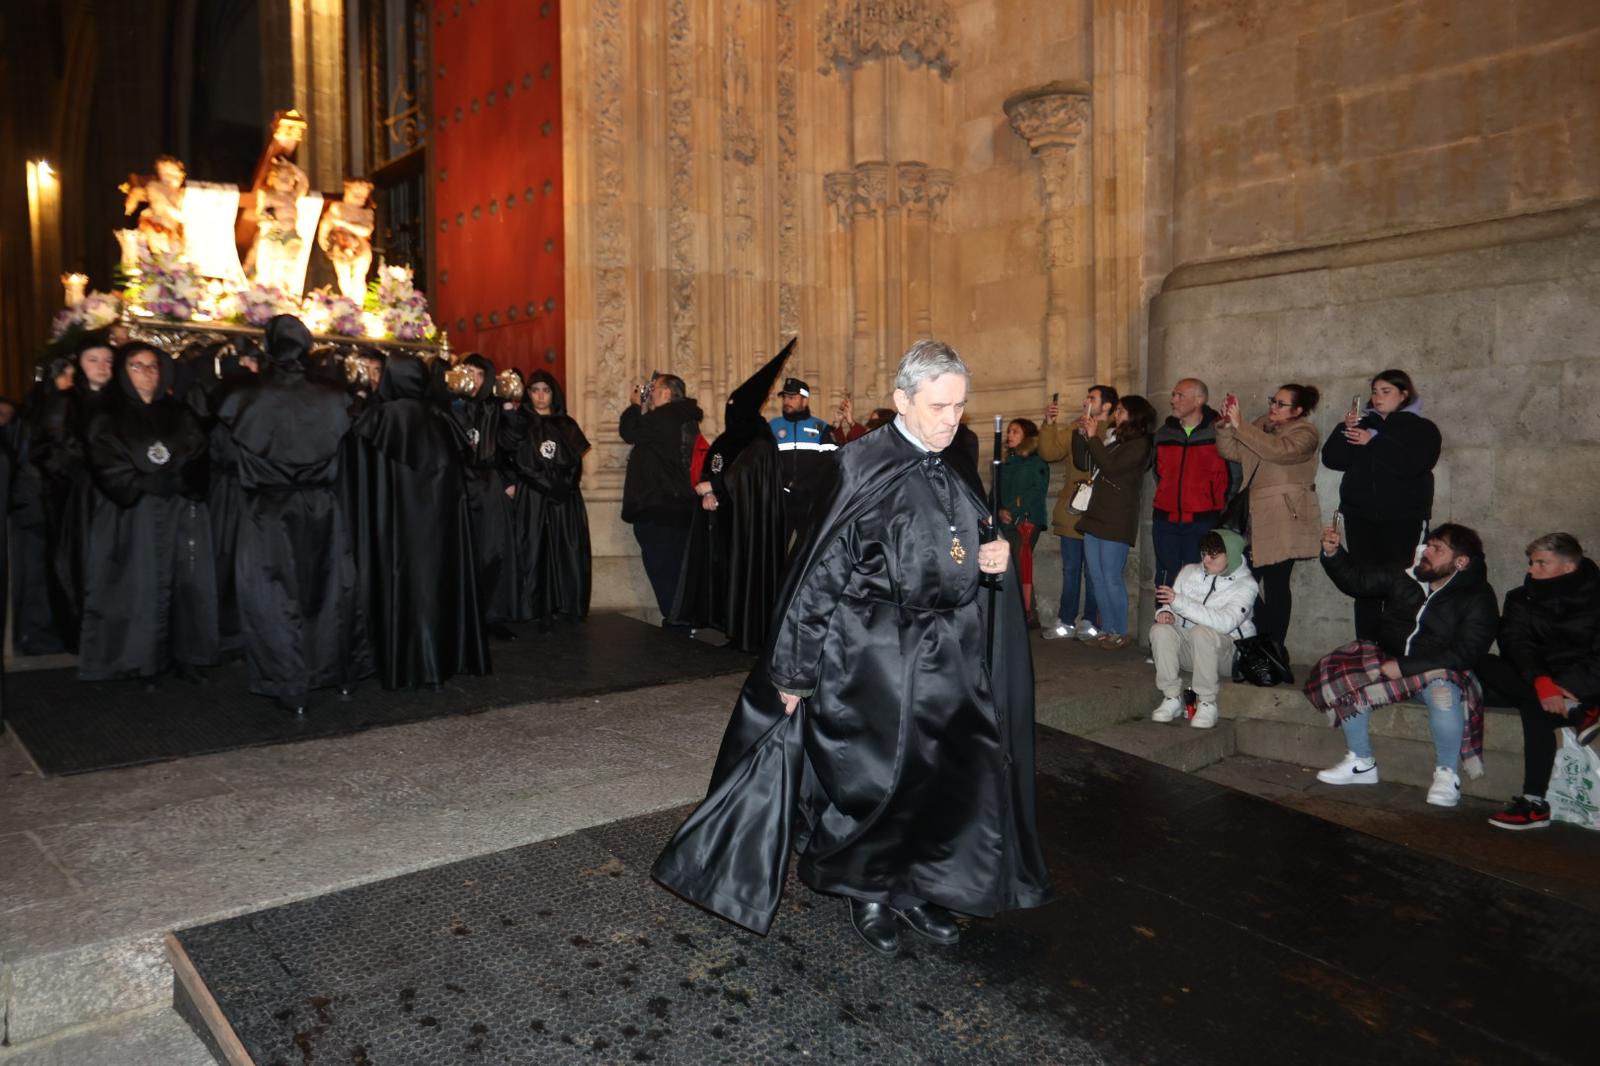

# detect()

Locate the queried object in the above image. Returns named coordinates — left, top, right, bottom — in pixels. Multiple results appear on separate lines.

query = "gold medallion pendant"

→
left=950, top=535, right=967, bottom=565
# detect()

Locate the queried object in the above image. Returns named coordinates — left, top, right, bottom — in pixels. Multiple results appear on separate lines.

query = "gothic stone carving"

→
left=818, top=0, right=956, bottom=77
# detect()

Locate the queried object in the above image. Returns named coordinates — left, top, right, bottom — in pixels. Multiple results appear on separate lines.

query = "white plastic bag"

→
left=1549, top=731, right=1600, bottom=831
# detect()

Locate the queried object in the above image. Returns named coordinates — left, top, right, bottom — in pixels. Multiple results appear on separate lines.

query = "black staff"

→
left=985, top=414, right=1003, bottom=667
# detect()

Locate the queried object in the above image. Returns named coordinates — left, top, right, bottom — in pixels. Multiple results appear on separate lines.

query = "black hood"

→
left=114, top=342, right=173, bottom=405
left=461, top=352, right=497, bottom=401
left=264, top=314, right=312, bottom=370
left=379, top=354, right=432, bottom=401
left=524, top=369, right=568, bottom=415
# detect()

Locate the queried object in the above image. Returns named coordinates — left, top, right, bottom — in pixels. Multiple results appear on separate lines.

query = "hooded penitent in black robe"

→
left=448, top=353, right=517, bottom=624
left=49, top=351, right=121, bottom=650
left=219, top=316, right=366, bottom=707
left=11, top=363, right=77, bottom=653
left=347, top=353, right=489, bottom=688
left=78, top=344, right=219, bottom=681
left=653, top=422, right=1054, bottom=934
left=501, top=369, right=592, bottom=624
left=668, top=342, right=789, bottom=652
left=186, top=342, right=256, bottom=657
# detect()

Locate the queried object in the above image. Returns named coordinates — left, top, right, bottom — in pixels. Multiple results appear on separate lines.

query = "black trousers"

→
left=1251, top=558, right=1295, bottom=647
left=633, top=520, right=691, bottom=620
left=1342, top=513, right=1426, bottom=641
left=1476, top=653, right=1588, bottom=797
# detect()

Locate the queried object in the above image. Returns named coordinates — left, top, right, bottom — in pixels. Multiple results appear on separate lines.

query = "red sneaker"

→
left=1487, top=796, right=1552, bottom=831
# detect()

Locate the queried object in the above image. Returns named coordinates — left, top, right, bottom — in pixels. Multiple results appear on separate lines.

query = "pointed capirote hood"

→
left=727, top=338, right=794, bottom=432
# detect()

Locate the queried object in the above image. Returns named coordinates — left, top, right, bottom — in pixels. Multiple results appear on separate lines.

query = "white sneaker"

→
left=1191, top=701, right=1218, bottom=729
left=1316, top=751, right=1380, bottom=785
left=1426, top=767, right=1460, bottom=808
left=1151, top=696, right=1183, bottom=723
left=1041, top=623, right=1075, bottom=640
left=1076, top=622, right=1102, bottom=642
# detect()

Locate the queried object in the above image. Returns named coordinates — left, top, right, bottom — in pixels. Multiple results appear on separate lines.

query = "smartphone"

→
left=1334, top=510, right=1347, bottom=543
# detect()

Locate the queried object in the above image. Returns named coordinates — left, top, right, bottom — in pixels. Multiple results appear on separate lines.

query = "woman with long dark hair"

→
left=1072, top=395, right=1158, bottom=649
left=1321, top=368, right=1441, bottom=639
left=503, top=369, right=592, bottom=625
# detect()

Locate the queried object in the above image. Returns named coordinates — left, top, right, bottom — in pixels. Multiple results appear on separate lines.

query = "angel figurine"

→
left=251, top=156, right=310, bottom=292
left=122, top=155, right=188, bottom=258
left=318, top=178, right=376, bottom=304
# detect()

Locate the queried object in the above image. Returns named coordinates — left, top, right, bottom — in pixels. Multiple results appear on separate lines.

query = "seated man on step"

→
left=1149, top=528, right=1256, bottom=730
left=1479, top=532, right=1600, bottom=830
left=1304, top=523, right=1499, bottom=808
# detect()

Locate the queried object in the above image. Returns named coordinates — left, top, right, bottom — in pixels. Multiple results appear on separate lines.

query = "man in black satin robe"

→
left=218, top=316, right=366, bottom=714
left=653, top=340, right=1053, bottom=954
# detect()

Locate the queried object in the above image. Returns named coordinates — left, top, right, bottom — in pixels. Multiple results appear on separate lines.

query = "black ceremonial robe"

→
left=668, top=429, right=785, bottom=652
left=187, top=356, right=254, bottom=657
left=449, top=356, right=516, bottom=624
left=652, top=424, right=1053, bottom=934
left=348, top=355, right=489, bottom=688
left=78, top=382, right=219, bottom=681
left=219, top=320, right=366, bottom=701
left=503, top=402, right=592, bottom=623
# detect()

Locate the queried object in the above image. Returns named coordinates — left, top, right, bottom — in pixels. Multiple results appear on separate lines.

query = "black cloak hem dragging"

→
left=651, top=424, right=1054, bottom=935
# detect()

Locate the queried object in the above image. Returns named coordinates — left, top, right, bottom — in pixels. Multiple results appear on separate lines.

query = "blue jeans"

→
left=1152, top=514, right=1214, bottom=588
left=1339, top=679, right=1464, bottom=771
left=1082, top=534, right=1132, bottom=636
left=1056, top=535, right=1097, bottom=627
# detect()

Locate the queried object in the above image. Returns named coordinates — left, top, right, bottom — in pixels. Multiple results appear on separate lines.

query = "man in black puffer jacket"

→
left=1311, top=522, right=1498, bottom=807
left=620, top=374, right=704, bottom=621
left=1480, top=532, right=1600, bottom=830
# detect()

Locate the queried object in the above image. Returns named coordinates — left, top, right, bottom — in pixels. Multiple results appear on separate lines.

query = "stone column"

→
left=1004, top=83, right=1093, bottom=395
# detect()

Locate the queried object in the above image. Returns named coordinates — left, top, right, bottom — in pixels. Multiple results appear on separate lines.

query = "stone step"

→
left=1086, top=718, right=1236, bottom=773
left=0, top=1004, right=212, bottom=1066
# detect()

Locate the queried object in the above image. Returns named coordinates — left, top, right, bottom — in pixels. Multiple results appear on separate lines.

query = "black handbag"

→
left=1232, top=635, right=1291, bottom=687
left=1216, top=464, right=1256, bottom=536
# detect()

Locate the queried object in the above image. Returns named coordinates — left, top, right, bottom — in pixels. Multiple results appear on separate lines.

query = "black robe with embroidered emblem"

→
left=501, top=370, right=592, bottom=623
left=77, top=345, right=219, bottom=680
left=652, top=422, right=1053, bottom=934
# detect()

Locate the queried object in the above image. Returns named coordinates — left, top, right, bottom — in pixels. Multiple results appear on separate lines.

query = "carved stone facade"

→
left=558, top=0, right=1599, bottom=615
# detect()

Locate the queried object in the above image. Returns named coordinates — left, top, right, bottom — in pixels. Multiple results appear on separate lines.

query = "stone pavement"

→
left=4, top=632, right=1598, bottom=1063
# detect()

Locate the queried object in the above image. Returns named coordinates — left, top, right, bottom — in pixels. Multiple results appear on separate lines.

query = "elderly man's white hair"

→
left=894, top=339, right=970, bottom=400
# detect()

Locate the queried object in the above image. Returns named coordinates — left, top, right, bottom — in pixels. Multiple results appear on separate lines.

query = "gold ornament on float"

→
left=493, top=368, right=524, bottom=400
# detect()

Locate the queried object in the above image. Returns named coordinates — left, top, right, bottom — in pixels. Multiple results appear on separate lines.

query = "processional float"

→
left=53, top=109, right=449, bottom=373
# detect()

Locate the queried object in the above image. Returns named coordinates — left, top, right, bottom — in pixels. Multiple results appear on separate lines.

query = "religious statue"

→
left=318, top=178, right=376, bottom=304
left=121, top=155, right=188, bottom=258
left=251, top=157, right=311, bottom=292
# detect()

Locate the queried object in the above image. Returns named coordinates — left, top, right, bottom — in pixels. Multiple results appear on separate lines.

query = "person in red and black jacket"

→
left=1151, top=378, right=1235, bottom=587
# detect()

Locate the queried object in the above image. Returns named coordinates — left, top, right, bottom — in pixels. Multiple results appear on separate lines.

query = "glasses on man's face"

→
left=1267, top=398, right=1296, bottom=410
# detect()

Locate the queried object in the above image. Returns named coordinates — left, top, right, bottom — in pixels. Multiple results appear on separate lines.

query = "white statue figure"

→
left=252, top=156, right=311, bottom=292
left=122, top=155, right=188, bottom=259
left=318, top=178, right=376, bottom=304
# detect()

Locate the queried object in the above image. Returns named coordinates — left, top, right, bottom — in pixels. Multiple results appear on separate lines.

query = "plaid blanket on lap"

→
left=1303, top=640, right=1485, bottom=779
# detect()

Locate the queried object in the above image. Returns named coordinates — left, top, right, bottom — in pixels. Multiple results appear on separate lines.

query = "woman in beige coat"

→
left=1216, top=384, right=1323, bottom=665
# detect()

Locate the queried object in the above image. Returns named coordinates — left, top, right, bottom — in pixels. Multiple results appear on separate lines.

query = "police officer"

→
left=767, top=377, right=837, bottom=548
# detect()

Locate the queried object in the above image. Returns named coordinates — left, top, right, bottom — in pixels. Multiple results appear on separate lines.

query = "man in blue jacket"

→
left=768, top=377, right=837, bottom=547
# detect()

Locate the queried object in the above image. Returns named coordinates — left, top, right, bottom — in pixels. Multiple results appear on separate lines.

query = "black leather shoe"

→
left=276, top=696, right=307, bottom=717
left=489, top=623, right=518, bottom=641
left=890, top=902, right=960, bottom=945
left=338, top=685, right=355, bottom=701
left=848, top=899, right=899, bottom=956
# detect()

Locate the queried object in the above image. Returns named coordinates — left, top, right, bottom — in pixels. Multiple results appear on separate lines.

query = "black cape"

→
left=11, top=381, right=75, bottom=653
left=448, top=353, right=517, bottom=623
left=668, top=342, right=790, bottom=651
left=502, top=370, right=592, bottom=623
left=652, top=423, right=1053, bottom=934
left=186, top=344, right=256, bottom=656
left=347, top=353, right=490, bottom=688
left=78, top=345, right=219, bottom=680
left=219, top=316, right=367, bottom=700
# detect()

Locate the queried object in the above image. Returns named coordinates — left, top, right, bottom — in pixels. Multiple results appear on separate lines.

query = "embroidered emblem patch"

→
left=710, top=454, right=724, bottom=474
left=539, top=439, right=558, bottom=460
left=777, top=428, right=787, bottom=439
left=467, top=428, right=481, bottom=447
left=147, top=441, right=171, bottom=466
